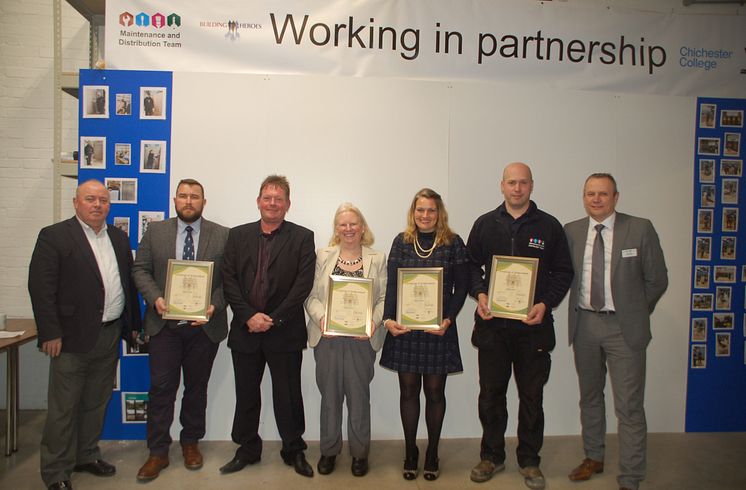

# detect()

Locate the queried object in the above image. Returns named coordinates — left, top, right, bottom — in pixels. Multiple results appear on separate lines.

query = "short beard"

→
left=176, top=209, right=201, bottom=223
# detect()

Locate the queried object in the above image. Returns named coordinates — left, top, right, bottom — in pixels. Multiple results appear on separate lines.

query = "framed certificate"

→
left=487, top=255, right=538, bottom=320
left=397, top=267, right=443, bottom=330
left=162, top=259, right=214, bottom=321
left=323, top=275, right=374, bottom=337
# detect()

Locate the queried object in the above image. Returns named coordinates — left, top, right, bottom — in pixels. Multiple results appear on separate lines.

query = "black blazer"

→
left=28, top=216, right=141, bottom=353
left=222, top=220, right=315, bottom=353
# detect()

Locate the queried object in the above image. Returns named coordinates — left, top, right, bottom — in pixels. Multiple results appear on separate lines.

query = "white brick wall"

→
left=1, top=0, right=88, bottom=408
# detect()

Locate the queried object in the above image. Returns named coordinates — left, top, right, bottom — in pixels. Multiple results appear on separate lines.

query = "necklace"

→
left=338, top=255, right=363, bottom=266
left=413, top=233, right=436, bottom=259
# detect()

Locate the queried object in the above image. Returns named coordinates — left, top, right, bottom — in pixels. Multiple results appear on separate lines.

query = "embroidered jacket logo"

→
left=528, top=238, right=545, bottom=250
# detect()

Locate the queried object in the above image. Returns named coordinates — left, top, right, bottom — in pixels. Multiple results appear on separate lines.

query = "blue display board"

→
left=686, top=97, right=745, bottom=432
left=78, top=68, right=172, bottom=439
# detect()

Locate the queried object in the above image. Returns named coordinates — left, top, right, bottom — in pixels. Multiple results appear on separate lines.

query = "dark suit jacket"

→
left=132, top=217, right=229, bottom=343
left=564, top=212, right=668, bottom=350
left=28, top=216, right=141, bottom=353
left=222, top=220, right=315, bottom=353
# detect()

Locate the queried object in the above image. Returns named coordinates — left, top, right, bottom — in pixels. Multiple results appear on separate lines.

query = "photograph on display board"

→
left=699, top=159, right=715, bottom=182
left=691, top=318, right=707, bottom=342
left=723, top=133, right=741, bottom=157
left=105, top=177, right=137, bottom=204
left=715, top=286, right=732, bottom=310
left=113, top=217, right=130, bottom=237
left=713, top=312, right=734, bottom=330
left=700, top=185, right=716, bottom=208
left=692, top=293, right=713, bottom=311
left=113, top=363, right=120, bottom=391
left=722, top=208, right=738, bottom=232
left=691, top=344, right=707, bottom=369
left=122, top=392, right=148, bottom=423
left=79, top=136, right=105, bottom=169
left=82, top=85, right=108, bottom=118
left=720, top=159, right=742, bottom=177
left=122, top=338, right=148, bottom=356
left=699, top=103, right=716, bottom=128
left=140, top=140, right=167, bottom=174
left=697, top=209, right=713, bottom=233
left=721, top=179, right=739, bottom=204
left=715, top=332, right=731, bottom=357
left=720, top=109, right=743, bottom=128
left=714, top=265, right=736, bottom=283
left=720, top=236, right=736, bottom=260
left=115, top=93, right=132, bottom=115
left=697, top=137, right=720, bottom=156
left=694, top=265, right=710, bottom=289
left=742, top=265, right=746, bottom=282
left=140, top=87, right=167, bottom=120
left=138, top=211, right=165, bottom=243
left=696, top=237, right=712, bottom=260
left=114, top=143, right=131, bottom=165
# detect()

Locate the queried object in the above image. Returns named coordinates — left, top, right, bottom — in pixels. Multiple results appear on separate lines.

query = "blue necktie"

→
left=183, top=225, right=195, bottom=260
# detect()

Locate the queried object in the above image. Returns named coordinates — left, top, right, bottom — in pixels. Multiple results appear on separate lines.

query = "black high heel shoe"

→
left=423, top=455, right=440, bottom=481
left=402, top=447, right=419, bottom=480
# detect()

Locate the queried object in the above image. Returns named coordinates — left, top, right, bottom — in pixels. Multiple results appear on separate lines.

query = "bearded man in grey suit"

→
left=564, top=173, right=668, bottom=490
left=132, top=178, right=229, bottom=481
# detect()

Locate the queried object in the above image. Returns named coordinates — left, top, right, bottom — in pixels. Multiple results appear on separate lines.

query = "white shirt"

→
left=579, top=213, right=616, bottom=312
left=77, top=217, right=125, bottom=322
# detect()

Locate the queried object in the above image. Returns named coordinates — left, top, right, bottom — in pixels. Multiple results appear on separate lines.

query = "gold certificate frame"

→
left=397, top=267, right=443, bottom=330
left=323, top=275, right=374, bottom=337
left=163, top=259, right=214, bottom=321
left=487, top=255, right=539, bottom=320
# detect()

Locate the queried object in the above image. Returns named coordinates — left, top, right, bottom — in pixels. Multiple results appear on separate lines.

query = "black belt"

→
left=581, top=308, right=615, bottom=315
left=102, top=319, right=119, bottom=327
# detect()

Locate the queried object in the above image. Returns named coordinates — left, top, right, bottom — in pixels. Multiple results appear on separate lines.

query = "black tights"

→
left=398, top=372, right=447, bottom=461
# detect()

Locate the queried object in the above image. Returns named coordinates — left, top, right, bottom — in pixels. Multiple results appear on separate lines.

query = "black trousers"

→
left=146, top=325, right=219, bottom=455
left=230, top=348, right=307, bottom=460
left=477, top=327, right=552, bottom=468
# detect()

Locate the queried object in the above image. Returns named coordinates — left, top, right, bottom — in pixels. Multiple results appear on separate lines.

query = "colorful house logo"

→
left=120, top=11, right=181, bottom=29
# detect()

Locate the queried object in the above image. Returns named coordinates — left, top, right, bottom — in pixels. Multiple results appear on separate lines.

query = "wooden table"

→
left=0, top=318, right=37, bottom=456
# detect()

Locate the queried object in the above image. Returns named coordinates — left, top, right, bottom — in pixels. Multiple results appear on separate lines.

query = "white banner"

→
left=105, top=0, right=746, bottom=97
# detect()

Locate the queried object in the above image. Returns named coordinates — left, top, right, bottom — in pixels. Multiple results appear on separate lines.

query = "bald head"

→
left=500, top=162, right=534, bottom=217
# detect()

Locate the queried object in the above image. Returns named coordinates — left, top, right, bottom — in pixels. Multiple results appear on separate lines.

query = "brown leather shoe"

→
left=137, top=455, right=169, bottom=481
left=182, top=443, right=203, bottom=470
left=568, top=458, right=604, bottom=481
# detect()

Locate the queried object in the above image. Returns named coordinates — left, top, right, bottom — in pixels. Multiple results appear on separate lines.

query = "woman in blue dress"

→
left=380, top=188, right=469, bottom=481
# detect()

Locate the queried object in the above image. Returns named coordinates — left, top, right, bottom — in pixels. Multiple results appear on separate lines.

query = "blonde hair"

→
left=328, top=202, right=374, bottom=247
left=402, top=188, right=455, bottom=246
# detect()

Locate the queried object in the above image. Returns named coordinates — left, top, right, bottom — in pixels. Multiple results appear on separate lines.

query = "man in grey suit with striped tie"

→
left=564, top=173, right=668, bottom=490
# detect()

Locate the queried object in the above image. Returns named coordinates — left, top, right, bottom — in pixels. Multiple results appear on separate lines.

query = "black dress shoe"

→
left=48, top=482, right=72, bottom=490
left=219, top=455, right=260, bottom=474
left=73, top=459, right=116, bottom=477
left=290, top=452, right=314, bottom=477
left=317, top=455, right=336, bottom=475
left=351, top=457, right=368, bottom=477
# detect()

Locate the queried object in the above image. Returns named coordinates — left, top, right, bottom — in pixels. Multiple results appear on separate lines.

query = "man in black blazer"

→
left=132, top=179, right=229, bottom=481
left=28, top=179, right=141, bottom=490
left=220, top=175, right=316, bottom=477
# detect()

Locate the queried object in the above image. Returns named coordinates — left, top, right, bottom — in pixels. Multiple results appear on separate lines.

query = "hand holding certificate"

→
left=487, top=255, right=538, bottom=321
left=162, top=259, right=214, bottom=321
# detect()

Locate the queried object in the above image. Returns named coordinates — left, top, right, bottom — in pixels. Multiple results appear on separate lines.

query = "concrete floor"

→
left=1, top=411, right=745, bottom=489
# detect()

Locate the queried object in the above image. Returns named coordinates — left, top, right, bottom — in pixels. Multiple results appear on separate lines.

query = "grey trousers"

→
left=573, top=310, right=647, bottom=490
left=40, top=320, right=121, bottom=486
left=314, top=337, right=376, bottom=458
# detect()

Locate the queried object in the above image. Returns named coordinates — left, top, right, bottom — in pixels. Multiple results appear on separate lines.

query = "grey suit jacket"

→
left=304, top=246, right=387, bottom=351
left=564, top=212, right=668, bottom=350
left=132, top=217, right=230, bottom=343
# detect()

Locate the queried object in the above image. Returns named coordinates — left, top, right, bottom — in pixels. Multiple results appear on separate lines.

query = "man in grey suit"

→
left=132, top=179, right=229, bottom=481
left=564, top=173, right=668, bottom=490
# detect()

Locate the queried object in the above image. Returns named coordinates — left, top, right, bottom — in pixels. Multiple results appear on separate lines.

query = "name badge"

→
left=622, top=248, right=638, bottom=258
